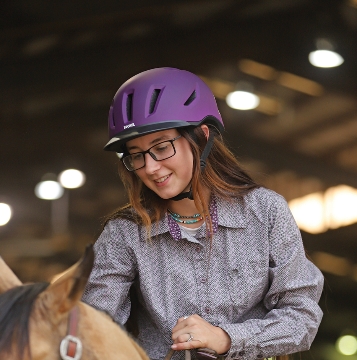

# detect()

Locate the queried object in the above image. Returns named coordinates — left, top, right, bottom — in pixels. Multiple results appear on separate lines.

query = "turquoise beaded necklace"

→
left=167, top=209, right=203, bottom=224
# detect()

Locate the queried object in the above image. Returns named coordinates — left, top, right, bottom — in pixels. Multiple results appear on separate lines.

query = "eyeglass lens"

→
left=123, top=137, right=180, bottom=171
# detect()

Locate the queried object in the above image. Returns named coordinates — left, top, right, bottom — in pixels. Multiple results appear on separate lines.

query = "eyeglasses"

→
left=122, top=135, right=182, bottom=171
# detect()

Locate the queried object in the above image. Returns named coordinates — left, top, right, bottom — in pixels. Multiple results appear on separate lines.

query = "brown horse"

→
left=0, top=245, right=149, bottom=360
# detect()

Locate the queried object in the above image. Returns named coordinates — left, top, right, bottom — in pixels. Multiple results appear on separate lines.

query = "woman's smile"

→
left=153, top=174, right=171, bottom=185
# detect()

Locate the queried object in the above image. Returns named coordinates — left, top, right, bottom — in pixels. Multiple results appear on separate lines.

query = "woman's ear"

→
left=200, top=124, right=210, bottom=140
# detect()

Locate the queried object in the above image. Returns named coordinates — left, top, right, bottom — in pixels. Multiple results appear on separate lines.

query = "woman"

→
left=82, top=67, right=324, bottom=360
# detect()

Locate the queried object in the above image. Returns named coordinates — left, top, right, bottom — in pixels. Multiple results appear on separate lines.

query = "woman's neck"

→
left=167, top=197, right=200, bottom=217
left=167, top=189, right=211, bottom=228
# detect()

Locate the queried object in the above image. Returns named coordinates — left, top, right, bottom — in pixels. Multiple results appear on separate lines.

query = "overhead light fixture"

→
left=0, top=203, right=12, bottom=226
left=226, top=91, right=260, bottom=110
left=288, top=192, right=327, bottom=234
left=35, top=180, right=64, bottom=200
left=34, top=173, right=64, bottom=200
left=309, top=38, right=344, bottom=68
left=58, top=169, right=86, bottom=189
left=225, top=81, right=260, bottom=110
left=200, top=75, right=280, bottom=115
left=289, top=185, right=357, bottom=234
left=336, top=335, right=357, bottom=356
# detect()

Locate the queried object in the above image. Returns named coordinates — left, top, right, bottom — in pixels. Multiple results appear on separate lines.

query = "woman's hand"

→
left=171, top=314, right=231, bottom=354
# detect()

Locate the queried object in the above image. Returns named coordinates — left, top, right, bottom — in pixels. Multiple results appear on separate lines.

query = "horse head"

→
left=0, top=245, right=149, bottom=360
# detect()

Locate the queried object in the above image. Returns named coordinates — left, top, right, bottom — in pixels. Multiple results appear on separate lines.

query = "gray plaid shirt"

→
left=82, top=187, right=323, bottom=360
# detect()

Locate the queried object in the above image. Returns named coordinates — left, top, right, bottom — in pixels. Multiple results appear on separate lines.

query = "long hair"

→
left=104, top=125, right=260, bottom=238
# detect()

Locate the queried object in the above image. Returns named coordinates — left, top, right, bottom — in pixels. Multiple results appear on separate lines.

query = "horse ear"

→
left=40, top=244, right=94, bottom=313
left=0, top=256, right=22, bottom=294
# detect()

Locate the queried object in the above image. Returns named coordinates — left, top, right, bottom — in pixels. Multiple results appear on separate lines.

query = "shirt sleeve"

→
left=219, top=194, right=324, bottom=360
left=81, top=220, right=137, bottom=325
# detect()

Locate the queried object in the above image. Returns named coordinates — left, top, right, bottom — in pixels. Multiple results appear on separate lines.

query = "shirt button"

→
left=231, top=351, right=238, bottom=358
left=239, top=351, right=245, bottom=356
left=204, top=307, right=210, bottom=313
left=257, top=354, right=264, bottom=359
left=195, top=246, right=201, bottom=252
left=201, top=278, right=207, bottom=284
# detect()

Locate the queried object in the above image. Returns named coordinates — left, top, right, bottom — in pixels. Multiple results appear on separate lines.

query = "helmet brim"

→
left=104, top=116, right=223, bottom=152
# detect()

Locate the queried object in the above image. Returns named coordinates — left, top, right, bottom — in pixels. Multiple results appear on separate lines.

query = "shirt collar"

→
left=143, top=195, right=246, bottom=242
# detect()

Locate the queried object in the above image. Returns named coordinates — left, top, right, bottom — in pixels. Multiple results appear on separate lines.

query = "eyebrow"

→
left=126, top=134, right=173, bottom=151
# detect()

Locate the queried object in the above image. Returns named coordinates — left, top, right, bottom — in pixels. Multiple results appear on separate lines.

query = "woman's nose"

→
left=144, top=153, right=160, bottom=173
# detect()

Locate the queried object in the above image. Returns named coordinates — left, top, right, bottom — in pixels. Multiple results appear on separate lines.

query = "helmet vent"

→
left=184, top=90, right=196, bottom=106
left=126, top=93, right=133, bottom=121
left=149, top=89, right=161, bottom=114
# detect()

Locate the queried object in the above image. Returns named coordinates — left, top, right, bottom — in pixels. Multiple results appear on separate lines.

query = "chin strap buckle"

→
left=170, top=188, right=193, bottom=201
left=200, top=159, right=206, bottom=170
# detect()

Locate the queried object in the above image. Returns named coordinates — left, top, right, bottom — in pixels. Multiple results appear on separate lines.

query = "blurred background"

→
left=1, top=0, right=357, bottom=359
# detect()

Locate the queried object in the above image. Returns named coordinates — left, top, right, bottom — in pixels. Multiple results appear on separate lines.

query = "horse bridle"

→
left=60, top=306, right=83, bottom=360
left=59, top=306, right=224, bottom=360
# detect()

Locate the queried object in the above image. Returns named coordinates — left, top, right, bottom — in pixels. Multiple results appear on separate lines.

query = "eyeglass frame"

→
left=121, top=135, right=182, bottom=171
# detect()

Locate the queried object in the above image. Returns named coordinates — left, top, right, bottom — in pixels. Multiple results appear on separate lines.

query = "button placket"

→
left=193, top=240, right=212, bottom=319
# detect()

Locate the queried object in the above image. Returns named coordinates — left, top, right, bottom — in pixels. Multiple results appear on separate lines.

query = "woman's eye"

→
left=132, top=153, right=142, bottom=161
left=155, top=144, right=169, bottom=152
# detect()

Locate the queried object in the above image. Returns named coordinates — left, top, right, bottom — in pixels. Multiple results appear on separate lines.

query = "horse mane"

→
left=0, top=282, right=49, bottom=358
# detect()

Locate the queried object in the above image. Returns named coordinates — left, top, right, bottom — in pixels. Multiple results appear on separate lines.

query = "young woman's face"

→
left=125, top=129, right=193, bottom=199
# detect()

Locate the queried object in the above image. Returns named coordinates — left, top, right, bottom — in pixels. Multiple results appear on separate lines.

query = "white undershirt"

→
left=178, top=222, right=205, bottom=237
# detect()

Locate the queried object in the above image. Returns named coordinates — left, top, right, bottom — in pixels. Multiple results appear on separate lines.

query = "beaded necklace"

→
left=167, top=209, right=203, bottom=224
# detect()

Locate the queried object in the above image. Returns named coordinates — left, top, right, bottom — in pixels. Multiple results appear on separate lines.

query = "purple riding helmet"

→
left=104, top=67, right=224, bottom=153
left=104, top=67, right=224, bottom=200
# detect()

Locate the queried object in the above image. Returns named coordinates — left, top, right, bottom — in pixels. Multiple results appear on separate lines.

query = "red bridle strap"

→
left=67, top=306, right=80, bottom=357
left=60, top=306, right=83, bottom=360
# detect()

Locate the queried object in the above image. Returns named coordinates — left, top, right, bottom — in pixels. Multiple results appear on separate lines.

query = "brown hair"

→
left=104, top=125, right=260, bottom=238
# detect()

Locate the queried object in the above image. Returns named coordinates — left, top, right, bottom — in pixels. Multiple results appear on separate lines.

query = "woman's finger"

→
left=171, top=337, right=202, bottom=351
left=172, top=314, right=196, bottom=334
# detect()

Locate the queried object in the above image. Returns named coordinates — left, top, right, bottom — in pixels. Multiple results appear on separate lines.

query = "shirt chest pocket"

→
left=227, top=256, right=269, bottom=313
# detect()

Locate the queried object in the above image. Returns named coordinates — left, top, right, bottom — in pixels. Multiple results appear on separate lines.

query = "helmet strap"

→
left=169, top=131, right=215, bottom=201
left=169, top=187, right=193, bottom=201
left=198, top=131, right=215, bottom=171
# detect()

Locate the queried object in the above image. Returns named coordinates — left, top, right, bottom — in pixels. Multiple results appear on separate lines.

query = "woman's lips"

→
left=154, top=174, right=171, bottom=185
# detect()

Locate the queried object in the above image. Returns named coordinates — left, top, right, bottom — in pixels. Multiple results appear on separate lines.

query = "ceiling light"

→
left=288, top=192, right=327, bottom=234
left=336, top=335, right=357, bottom=356
left=309, top=50, right=344, bottom=68
left=0, top=203, right=12, bottom=226
left=35, top=180, right=64, bottom=200
left=325, top=185, right=357, bottom=229
left=309, top=38, right=344, bottom=68
left=58, top=169, right=86, bottom=189
left=226, top=90, right=260, bottom=110
left=289, top=185, right=357, bottom=234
